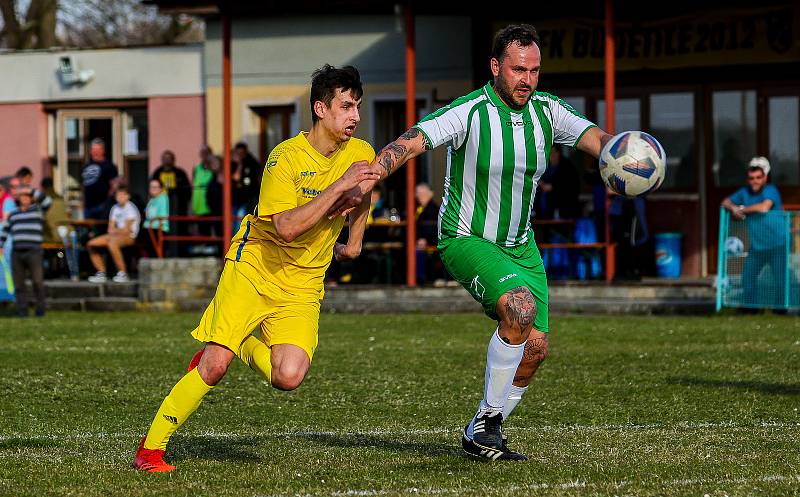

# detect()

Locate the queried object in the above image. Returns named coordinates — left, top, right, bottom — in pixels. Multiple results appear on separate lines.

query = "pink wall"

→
left=148, top=95, right=205, bottom=175
left=0, top=102, right=48, bottom=180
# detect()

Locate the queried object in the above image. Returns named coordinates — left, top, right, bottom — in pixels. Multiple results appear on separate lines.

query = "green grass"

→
left=1, top=312, right=800, bottom=496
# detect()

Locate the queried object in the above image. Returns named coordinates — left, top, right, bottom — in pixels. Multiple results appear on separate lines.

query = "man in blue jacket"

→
left=722, top=157, right=789, bottom=308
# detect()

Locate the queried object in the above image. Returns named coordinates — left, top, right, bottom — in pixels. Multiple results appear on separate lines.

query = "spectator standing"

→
left=722, top=157, right=788, bottom=307
left=535, top=145, right=581, bottom=220
left=0, top=179, right=13, bottom=221
left=144, top=179, right=170, bottom=234
left=151, top=150, right=191, bottom=217
left=0, top=188, right=45, bottom=317
left=40, top=177, right=68, bottom=244
left=82, top=138, right=119, bottom=220
left=232, top=141, right=263, bottom=226
left=87, top=186, right=141, bottom=283
left=192, top=145, right=219, bottom=218
left=16, top=166, right=52, bottom=212
left=192, top=146, right=220, bottom=245
left=151, top=151, right=191, bottom=255
left=415, top=183, right=441, bottom=284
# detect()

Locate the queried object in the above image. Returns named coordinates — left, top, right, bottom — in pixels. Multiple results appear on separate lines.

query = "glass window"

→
left=125, top=109, right=148, bottom=155
left=712, top=91, right=756, bottom=187
left=768, top=96, right=799, bottom=186
left=596, top=98, right=640, bottom=132
left=650, top=93, right=695, bottom=190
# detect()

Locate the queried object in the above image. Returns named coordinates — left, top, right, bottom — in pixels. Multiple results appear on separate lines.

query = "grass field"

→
left=1, top=311, right=799, bottom=497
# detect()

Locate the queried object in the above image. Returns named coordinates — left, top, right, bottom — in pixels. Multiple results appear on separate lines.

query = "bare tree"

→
left=58, top=0, right=203, bottom=48
left=0, top=0, right=58, bottom=49
left=0, top=0, right=202, bottom=49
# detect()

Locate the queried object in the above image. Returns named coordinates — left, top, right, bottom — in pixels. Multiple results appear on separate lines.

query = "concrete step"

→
left=102, top=281, right=139, bottom=298
left=549, top=285, right=714, bottom=300
left=42, top=281, right=101, bottom=299
left=550, top=298, right=715, bottom=315
left=41, top=279, right=138, bottom=299
left=321, top=286, right=715, bottom=315
left=46, top=298, right=86, bottom=311
left=85, top=297, right=139, bottom=312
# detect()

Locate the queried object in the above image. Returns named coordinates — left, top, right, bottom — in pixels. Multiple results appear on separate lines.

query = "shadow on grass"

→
left=0, top=438, right=60, bottom=450
left=667, top=376, right=800, bottom=395
left=170, top=432, right=458, bottom=461
left=292, top=432, right=458, bottom=458
left=171, top=435, right=264, bottom=463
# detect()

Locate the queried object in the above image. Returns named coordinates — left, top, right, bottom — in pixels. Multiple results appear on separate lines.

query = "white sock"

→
left=478, top=328, right=525, bottom=416
left=502, top=384, right=528, bottom=420
left=467, top=384, right=529, bottom=438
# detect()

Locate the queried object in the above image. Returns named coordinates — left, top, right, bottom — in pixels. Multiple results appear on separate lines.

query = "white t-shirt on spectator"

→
left=110, top=201, right=141, bottom=238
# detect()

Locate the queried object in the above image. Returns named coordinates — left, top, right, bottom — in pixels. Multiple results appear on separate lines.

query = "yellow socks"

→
left=143, top=368, right=213, bottom=450
left=239, top=335, right=272, bottom=383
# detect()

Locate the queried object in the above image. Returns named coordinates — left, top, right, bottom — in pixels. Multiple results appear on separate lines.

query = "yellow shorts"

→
left=191, top=260, right=320, bottom=361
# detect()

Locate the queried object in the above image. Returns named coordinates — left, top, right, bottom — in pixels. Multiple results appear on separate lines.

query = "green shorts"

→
left=439, top=235, right=549, bottom=332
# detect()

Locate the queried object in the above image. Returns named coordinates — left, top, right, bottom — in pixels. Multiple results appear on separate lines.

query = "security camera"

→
left=58, top=56, right=94, bottom=86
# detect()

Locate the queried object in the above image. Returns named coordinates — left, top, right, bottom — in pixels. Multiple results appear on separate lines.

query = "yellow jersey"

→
left=224, top=132, right=375, bottom=300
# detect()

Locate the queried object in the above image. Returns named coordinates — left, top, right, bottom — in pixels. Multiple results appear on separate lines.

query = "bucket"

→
left=655, top=232, right=682, bottom=278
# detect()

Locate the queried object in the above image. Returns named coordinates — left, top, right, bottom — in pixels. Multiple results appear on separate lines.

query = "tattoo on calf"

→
left=503, top=286, right=536, bottom=328
left=522, top=336, right=549, bottom=364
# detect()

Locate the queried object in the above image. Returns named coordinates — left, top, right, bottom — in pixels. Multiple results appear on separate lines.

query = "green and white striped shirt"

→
left=415, top=82, right=595, bottom=247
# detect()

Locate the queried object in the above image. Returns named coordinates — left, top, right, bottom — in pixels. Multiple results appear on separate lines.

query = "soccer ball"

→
left=599, top=131, right=666, bottom=197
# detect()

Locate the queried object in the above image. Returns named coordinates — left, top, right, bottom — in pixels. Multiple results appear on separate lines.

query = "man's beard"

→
left=495, top=78, right=531, bottom=111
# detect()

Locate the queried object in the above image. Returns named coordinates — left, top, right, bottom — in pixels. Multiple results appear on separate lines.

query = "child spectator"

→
left=16, top=166, right=52, bottom=212
left=87, top=186, right=141, bottom=283
left=0, top=188, right=45, bottom=317
left=144, top=178, right=170, bottom=234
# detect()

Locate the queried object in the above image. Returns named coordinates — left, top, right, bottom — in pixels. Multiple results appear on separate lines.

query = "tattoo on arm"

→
left=379, top=154, right=393, bottom=177
left=503, top=286, right=536, bottom=329
left=400, top=127, right=432, bottom=150
left=378, top=142, right=408, bottom=177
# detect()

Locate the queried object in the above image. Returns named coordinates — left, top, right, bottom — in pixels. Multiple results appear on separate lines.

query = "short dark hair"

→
left=492, top=24, right=540, bottom=62
left=41, top=177, right=54, bottom=190
left=16, top=166, right=32, bottom=178
left=234, top=142, right=248, bottom=151
left=309, top=64, right=363, bottom=123
left=116, top=184, right=128, bottom=194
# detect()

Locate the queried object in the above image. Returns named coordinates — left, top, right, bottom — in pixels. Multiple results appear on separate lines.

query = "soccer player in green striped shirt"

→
left=333, top=24, right=612, bottom=460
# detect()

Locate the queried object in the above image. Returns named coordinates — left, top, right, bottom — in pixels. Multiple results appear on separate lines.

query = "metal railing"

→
left=716, top=206, right=800, bottom=311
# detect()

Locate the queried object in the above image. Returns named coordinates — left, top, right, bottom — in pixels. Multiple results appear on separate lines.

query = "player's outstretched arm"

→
left=272, top=161, right=381, bottom=243
left=575, top=127, right=614, bottom=159
left=327, top=128, right=432, bottom=217
left=334, top=191, right=371, bottom=262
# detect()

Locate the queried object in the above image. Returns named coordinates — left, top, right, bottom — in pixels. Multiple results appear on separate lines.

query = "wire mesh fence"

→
left=717, top=207, right=800, bottom=311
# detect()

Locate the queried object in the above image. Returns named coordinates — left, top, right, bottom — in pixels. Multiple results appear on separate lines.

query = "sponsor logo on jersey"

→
left=504, top=119, right=532, bottom=127
left=300, top=171, right=316, bottom=177
left=498, top=273, right=518, bottom=283
left=301, top=187, right=321, bottom=198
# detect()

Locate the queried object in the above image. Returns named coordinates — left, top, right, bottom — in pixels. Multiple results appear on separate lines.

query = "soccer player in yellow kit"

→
left=133, top=64, right=381, bottom=472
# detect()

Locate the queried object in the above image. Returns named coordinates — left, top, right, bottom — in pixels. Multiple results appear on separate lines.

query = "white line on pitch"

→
left=0, top=421, right=798, bottom=442
left=258, top=474, right=800, bottom=497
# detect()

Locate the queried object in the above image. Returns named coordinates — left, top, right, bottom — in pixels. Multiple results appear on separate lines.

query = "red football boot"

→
left=186, top=348, right=205, bottom=372
left=133, top=437, right=176, bottom=473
